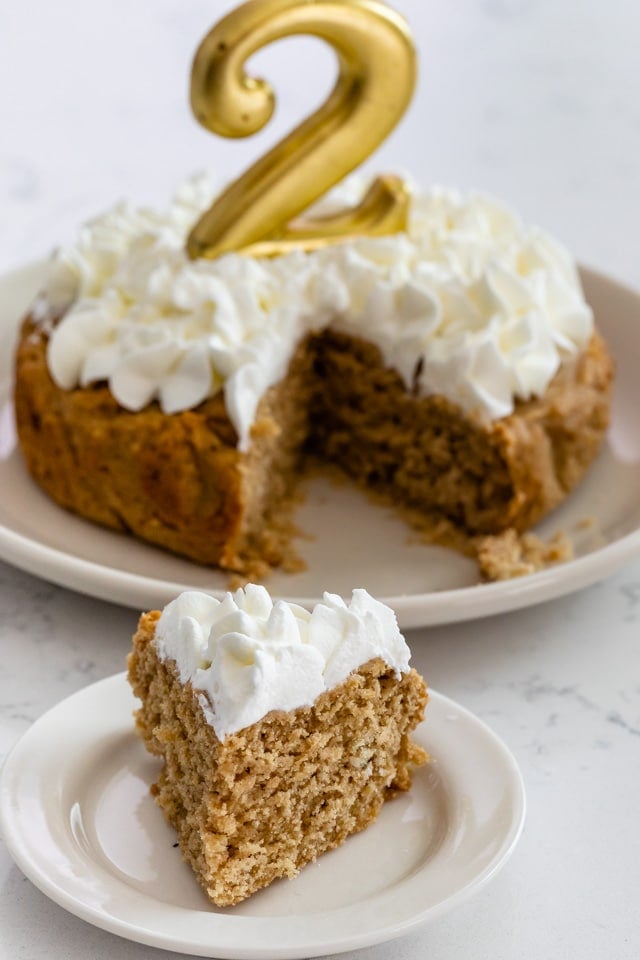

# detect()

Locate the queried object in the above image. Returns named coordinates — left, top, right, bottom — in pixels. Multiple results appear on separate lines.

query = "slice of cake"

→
left=127, top=585, right=428, bottom=907
left=13, top=178, right=614, bottom=579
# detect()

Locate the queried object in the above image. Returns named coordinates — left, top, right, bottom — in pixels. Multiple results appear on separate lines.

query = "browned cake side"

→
left=14, top=310, right=613, bottom=575
left=14, top=316, right=316, bottom=575
left=128, top=611, right=428, bottom=907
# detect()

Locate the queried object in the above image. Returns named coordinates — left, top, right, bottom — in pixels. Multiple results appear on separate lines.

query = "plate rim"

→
left=1, top=260, right=640, bottom=627
left=0, top=673, right=526, bottom=959
left=1, top=512, right=640, bottom=627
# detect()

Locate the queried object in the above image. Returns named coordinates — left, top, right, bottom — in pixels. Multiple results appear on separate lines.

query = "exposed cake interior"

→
left=306, top=328, right=612, bottom=537
left=127, top=587, right=428, bottom=906
left=15, top=312, right=613, bottom=576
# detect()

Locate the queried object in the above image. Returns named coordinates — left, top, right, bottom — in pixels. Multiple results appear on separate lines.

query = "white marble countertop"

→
left=1, top=1, right=640, bottom=957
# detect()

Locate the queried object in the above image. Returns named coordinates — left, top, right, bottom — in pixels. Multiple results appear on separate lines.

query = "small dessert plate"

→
left=0, top=675, right=525, bottom=960
left=1, top=261, right=640, bottom=627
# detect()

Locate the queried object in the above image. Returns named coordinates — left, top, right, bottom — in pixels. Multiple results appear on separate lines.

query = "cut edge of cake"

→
left=14, top=316, right=614, bottom=582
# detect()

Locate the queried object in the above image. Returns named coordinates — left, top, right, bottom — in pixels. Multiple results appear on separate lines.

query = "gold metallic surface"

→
left=187, top=0, right=416, bottom=260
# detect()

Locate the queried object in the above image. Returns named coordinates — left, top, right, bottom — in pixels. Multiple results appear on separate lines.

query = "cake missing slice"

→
left=14, top=317, right=613, bottom=580
left=128, top=586, right=428, bottom=907
left=13, top=181, right=614, bottom=582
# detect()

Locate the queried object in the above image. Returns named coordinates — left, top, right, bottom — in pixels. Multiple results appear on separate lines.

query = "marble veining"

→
left=606, top=711, right=640, bottom=737
left=618, top=580, right=640, bottom=620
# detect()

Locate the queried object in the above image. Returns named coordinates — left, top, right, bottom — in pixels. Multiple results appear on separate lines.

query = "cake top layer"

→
left=41, top=173, right=593, bottom=449
left=153, top=585, right=411, bottom=739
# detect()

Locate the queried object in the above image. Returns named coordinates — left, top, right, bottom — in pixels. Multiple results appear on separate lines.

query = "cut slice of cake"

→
left=127, top=585, right=428, bottom=907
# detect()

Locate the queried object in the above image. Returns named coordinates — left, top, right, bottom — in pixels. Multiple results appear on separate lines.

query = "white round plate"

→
left=0, top=674, right=525, bottom=959
left=1, top=262, right=640, bottom=627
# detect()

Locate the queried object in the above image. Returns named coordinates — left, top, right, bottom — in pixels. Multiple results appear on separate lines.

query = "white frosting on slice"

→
left=43, top=173, right=593, bottom=449
left=153, top=585, right=411, bottom=740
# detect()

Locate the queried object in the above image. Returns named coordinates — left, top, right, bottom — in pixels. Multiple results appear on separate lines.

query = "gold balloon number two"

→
left=187, top=0, right=416, bottom=260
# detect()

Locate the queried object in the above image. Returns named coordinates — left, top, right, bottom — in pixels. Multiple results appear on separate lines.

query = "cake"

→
left=13, top=177, right=614, bottom=578
left=127, top=584, right=428, bottom=906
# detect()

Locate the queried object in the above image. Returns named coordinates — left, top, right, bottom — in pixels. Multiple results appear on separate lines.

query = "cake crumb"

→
left=476, top=528, right=574, bottom=581
left=577, top=516, right=596, bottom=530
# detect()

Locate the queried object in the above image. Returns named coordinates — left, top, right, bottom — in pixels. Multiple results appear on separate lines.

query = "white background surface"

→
left=1, top=1, right=640, bottom=958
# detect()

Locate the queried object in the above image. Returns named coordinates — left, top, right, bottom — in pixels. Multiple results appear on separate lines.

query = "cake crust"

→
left=14, top=312, right=613, bottom=575
left=128, top=610, right=428, bottom=907
left=14, top=314, right=316, bottom=575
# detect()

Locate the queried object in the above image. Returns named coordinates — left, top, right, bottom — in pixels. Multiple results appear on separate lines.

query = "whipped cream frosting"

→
left=43, top=173, right=593, bottom=449
left=153, top=585, right=411, bottom=739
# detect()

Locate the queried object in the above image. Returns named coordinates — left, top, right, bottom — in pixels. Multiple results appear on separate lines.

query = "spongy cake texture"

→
left=128, top=610, right=428, bottom=907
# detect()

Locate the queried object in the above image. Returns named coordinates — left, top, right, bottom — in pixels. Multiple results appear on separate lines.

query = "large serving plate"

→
left=1, top=261, right=639, bottom=627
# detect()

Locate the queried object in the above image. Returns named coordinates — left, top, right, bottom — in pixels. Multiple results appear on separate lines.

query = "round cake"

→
left=13, top=175, right=614, bottom=577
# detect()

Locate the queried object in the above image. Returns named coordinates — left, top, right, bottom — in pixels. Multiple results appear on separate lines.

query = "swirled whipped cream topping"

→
left=153, top=585, right=411, bottom=739
left=44, top=172, right=593, bottom=449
